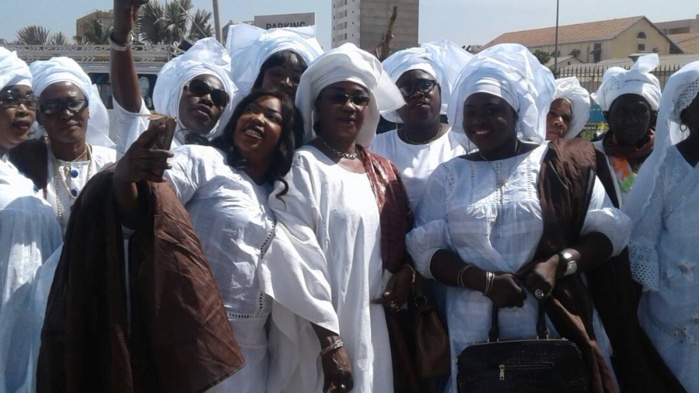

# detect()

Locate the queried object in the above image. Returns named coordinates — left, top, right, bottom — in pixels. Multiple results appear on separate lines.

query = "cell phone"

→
left=141, top=113, right=176, bottom=150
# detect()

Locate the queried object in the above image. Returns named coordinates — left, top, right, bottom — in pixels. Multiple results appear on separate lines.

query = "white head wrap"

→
left=624, top=61, right=699, bottom=228
left=448, top=43, right=555, bottom=149
left=0, top=47, right=31, bottom=89
left=553, top=77, right=591, bottom=138
left=295, top=43, right=404, bottom=147
left=591, top=53, right=661, bottom=112
left=381, top=40, right=473, bottom=123
left=30, top=57, right=114, bottom=148
left=153, top=37, right=237, bottom=141
left=226, top=24, right=323, bottom=98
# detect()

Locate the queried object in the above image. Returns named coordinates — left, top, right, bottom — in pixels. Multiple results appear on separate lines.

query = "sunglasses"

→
left=398, top=79, right=437, bottom=97
left=187, top=79, right=230, bottom=108
left=0, top=90, right=38, bottom=110
left=322, top=92, right=371, bottom=108
left=39, top=99, right=89, bottom=116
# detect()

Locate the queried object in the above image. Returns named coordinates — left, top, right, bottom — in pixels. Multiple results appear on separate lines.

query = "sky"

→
left=0, top=0, right=696, bottom=49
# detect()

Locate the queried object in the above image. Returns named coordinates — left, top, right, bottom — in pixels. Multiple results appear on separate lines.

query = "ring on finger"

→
left=340, top=383, right=346, bottom=391
left=534, top=289, right=545, bottom=299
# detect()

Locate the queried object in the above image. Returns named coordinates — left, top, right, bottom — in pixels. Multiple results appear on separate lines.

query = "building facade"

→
left=75, top=10, right=114, bottom=44
left=331, top=0, right=418, bottom=55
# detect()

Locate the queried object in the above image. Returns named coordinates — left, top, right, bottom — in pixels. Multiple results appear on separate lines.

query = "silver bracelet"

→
left=108, top=30, right=133, bottom=51
left=457, top=264, right=473, bottom=288
left=483, top=271, right=495, bottom=296
left=319, top=339, right=344, bottom=357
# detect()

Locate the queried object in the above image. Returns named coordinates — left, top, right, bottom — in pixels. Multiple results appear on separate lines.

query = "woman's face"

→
left=462, top=92, right=517, bottom=153
left=178, top=74, right=228, bottom=135
left=261, top=52, right=304, bottom=98
left=395, top=69, right=441, bottom=126
left=233, top=95, right=283, bottom=165
left=37, top=82, right=89, bottom=145
left=314, top=81, right=370, bottom=144
left=546, top=98, right=573, bottom=140
left=606, top=94, right=652, bottom=145
left=0, top=85, right=36, bottom=150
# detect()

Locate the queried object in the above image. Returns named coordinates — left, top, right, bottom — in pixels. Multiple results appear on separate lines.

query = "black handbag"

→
left=456, top=302, right=588, bottom=393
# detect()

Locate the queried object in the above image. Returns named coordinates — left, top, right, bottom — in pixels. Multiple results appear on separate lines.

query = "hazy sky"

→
left=1, top=0, right=696, bottom=49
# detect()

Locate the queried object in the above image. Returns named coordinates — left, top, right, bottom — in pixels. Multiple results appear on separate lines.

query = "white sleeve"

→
left=406, top=164, right=452, bottom=279
left=580, top=176, right=631, bottom=257
left=162, top=146, right=203, bottom=205
left=112, top=99, right=149, bottom=159
left=627, top=170, right=665, bottom=292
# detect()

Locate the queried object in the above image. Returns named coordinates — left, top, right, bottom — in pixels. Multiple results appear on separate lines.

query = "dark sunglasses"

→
left=322, top=92, right=371, bottom=107
left=398, top=79, right=437, bottom=97
left=0, top=90, right=38, bottom=110
left=187, top=79, right=230, bottom=108
left=39, top=99, right=89, bottom=116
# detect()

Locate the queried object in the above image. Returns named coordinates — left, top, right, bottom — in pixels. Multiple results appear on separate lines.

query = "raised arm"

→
left=111, top=0, right=144, bottom=112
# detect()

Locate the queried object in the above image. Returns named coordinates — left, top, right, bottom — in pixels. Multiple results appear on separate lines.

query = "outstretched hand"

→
left=114, top=123, right=173, bottom=184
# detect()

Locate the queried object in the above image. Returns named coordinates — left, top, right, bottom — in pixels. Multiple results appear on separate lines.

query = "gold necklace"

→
left=401, top=123, right=443, bottom=145
left=319, top=137, right=358, bottom=160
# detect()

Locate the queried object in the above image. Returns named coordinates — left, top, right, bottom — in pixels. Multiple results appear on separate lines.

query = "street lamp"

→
left=553, top=0, right=560, bottom=76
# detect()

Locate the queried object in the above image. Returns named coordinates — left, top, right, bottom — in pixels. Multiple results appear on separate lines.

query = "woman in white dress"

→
left=371, top=40, right=471, bottom=210
left=114, top=88, right=300, bottom=393
left=9, top=57, right=116, bottom=235
left=110, top=0, right=237, bottom=155
left=626, top=60, right=699, bottom=392
left=406, top=44, right=630, bottom=392
left=260, top=43, right=415, bottom=393
left=0, top=46, right=62, bottom=393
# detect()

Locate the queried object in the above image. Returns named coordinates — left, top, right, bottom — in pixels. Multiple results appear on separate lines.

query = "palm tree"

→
left=48, top=32, right=73, bottom=46
left=138, top=0, right=212, bottom=45
left=16, top=25, right=50, bottom=45
left=80, top=19, right=112, bottom=45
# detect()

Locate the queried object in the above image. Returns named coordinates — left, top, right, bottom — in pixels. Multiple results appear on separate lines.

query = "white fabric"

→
left=448, top=43, right=556, bottom=151
left=295, top=43, right=405, bottom=147
left=406, top=144, right=629, bottom=390
left=627, top=146, right=699, bottom=392
left=677, top=79, right=699, bottom=115
left=0, top=47, right=31, bottom=89
left=260, top=146, right=393, bottom=393
left=370, top=126, right=468, bottom=210
left=0, top=159, right=61, bottom=393
left=164, top=145, right=274, bottom=393
left=591, top=53, right=661, bottom=111
left=112, top=99, right=153, bottom=158
left=45, top=144, right=116, bottom=235
left=153, top=37, right=237, bottom=141
left=593, top=140, right=624, bottom=206
left=381, top=40, right=473, bottom=123
left=226, top=24, right=323, bottom=99
left=623, top=61, right=699, bottom=229
left=29, top=57, right=115, bottom=149
left=553, top=77, right=591, bottom=138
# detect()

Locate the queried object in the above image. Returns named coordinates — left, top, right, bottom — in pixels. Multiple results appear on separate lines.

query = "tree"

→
left=15, top=25, right=72, bottom=45
left=80, top=19, right=112, bottom=45
left=138, top=0, right=213, bottom=45
left=532, top=49, right=551, bottom=66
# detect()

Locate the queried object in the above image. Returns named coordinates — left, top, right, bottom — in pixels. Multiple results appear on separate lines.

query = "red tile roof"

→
left=485, top=16, right=645, bottom=48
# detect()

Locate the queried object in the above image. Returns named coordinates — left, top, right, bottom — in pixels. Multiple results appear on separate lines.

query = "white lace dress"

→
left=629, top=146, right=699, bottom=392
left=406, top=144, right=630, bottom=391
left=164, top=145, right=275, bottom=393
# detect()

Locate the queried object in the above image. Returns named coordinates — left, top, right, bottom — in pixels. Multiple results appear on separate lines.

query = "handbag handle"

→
left=488, top=301, right=549, bottom=342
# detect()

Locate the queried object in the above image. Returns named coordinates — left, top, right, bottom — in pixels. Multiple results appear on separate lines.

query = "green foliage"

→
left=138, top=0, right=212, bottom=45
left=81, top=19, right=113, bottom=45
left=532, top=49, right=551, bottom=65
left=15, top=25, right=72, bottom=45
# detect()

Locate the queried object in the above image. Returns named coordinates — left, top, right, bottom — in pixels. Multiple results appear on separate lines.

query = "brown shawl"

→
left=37, top=169, right=244, bottom=393
left=518, top=138, right=684, bottom=393
left=359, top=146, right=420, bottom=393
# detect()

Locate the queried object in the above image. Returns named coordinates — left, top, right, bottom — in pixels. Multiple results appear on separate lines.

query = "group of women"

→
left=1, top=0, right=699, bottom=391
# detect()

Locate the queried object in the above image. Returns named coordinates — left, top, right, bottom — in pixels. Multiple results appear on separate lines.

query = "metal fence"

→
left=557, top=64, right=682, bottom=93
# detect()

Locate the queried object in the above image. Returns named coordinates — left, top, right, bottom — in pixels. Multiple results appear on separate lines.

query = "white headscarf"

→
left=30, top=57, right=114, bottom=148
left=553, top=77, right=591, bottom=138
left=623, top=61, right=699, bottom=224
left=0, top=47, right=31, bottom=89
left=448, top=43, right=556, bottom=149
left=295, top=43, right=404, bottom=147
left=591, top=53, right=661, bottom=112
left=227, top=24, right=323, bottom=98
left=153, top=37, right=237, bottom=141
left=381, top=40, right=473, bottom=123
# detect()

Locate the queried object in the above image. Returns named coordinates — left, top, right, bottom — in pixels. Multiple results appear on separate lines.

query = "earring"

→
left=680, top=123, right=688, bottom=132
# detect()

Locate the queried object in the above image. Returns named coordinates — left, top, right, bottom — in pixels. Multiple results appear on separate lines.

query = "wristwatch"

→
left=557, top=249, right=578, bottom=277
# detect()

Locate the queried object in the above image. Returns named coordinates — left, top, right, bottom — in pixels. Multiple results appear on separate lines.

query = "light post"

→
left=213, top=0, right=222, bottom=42
left=554, top=0, right=560, bottom=76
